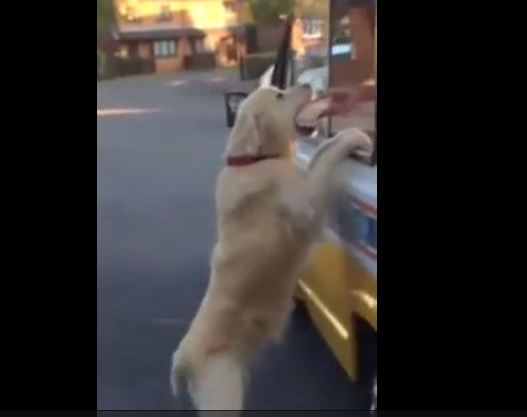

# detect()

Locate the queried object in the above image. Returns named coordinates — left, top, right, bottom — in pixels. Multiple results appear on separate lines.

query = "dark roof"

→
left=114, top=26, right=204, bottom=41
left=113, top=24, right=245, bottom=41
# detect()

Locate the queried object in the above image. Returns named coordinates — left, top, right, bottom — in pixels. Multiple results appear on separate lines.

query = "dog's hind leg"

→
left=170, top=348, right=198, bottom=411
left=191, top=352, right=244, bottom=417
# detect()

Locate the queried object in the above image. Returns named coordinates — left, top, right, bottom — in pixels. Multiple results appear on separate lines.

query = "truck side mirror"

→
left=224, top=91, right=248, bottom=128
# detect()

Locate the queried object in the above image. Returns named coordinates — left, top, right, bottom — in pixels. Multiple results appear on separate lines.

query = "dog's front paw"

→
left=334, top=127, right=373, bottom=154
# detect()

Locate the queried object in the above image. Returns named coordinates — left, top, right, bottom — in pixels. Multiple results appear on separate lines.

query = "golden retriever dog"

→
left=170, top=85, right=372, bottom=414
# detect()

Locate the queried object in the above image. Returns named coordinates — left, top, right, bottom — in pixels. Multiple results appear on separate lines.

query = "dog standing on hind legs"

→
left=170, top=85, right=372, bottom=415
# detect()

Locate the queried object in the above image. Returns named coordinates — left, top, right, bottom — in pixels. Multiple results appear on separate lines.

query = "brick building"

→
left=112, top=0, right=247, bottom=72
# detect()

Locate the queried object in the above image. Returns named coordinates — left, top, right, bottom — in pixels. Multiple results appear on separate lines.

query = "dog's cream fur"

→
left=170, top=86, right=372, bottom=414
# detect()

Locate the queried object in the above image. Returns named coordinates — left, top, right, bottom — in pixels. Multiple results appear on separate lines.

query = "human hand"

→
left=327, top=83, right=376, bottom=116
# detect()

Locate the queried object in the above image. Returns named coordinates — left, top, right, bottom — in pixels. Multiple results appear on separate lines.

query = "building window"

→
left=116, top=45, right=129, bottom=58
left=192, top=38, right=205, bottom=54
left=153, top=40, right=177, bottom=58
left=303, top=19, right=323, bottom=37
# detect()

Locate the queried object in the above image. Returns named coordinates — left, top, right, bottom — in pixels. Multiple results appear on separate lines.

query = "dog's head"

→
left=225, top=85, right=313, bottom=158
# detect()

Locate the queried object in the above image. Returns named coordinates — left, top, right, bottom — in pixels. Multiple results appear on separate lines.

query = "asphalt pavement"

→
left=97, top=70, right=366, bottom=410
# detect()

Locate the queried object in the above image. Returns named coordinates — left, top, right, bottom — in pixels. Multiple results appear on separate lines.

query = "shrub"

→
left=184, top=52, right=216, bottom=70
left=97, top=49, right=106, bottom=81
left=104, top=56, right=155, bottom=79
left=240, top=51, right=276, bottom=80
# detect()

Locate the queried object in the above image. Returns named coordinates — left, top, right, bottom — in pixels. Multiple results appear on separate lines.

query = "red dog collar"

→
left=226, top=154, right=279, bottom=167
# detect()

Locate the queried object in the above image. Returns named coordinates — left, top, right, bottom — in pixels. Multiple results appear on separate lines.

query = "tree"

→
left=295, top=0, right=329, bottom=19
left=97, top=0, right=115, bottom=41
left=247, top=0, right=294, bottom=25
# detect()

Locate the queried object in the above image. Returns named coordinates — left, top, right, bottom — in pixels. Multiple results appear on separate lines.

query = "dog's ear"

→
left=225, top=112, right=263, bottom=156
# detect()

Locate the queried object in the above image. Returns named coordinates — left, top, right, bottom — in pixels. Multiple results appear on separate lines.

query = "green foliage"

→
left=247, top=0, right=294, bottom=25
left=241, top=51, right=276, bottom=80
left=295, top=0, right=329, bottom=19
left=97, top=49, right=106, bottom=80
left=97, top=0, right=115, bottom=40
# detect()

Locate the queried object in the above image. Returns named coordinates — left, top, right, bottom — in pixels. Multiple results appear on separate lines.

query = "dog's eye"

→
left=276, top=92, right=284, bottom=100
